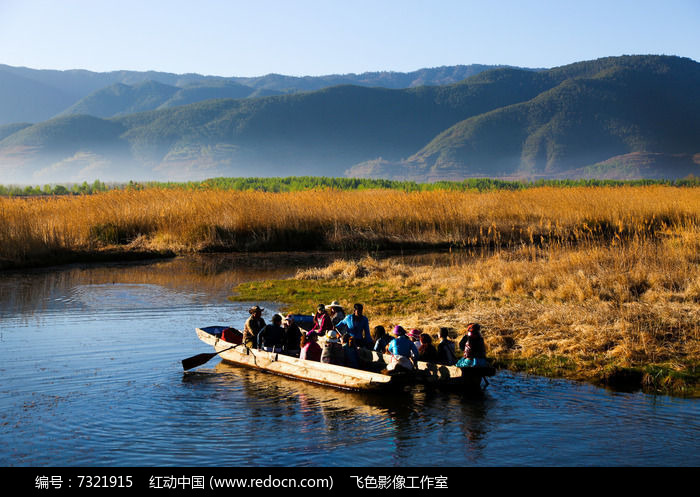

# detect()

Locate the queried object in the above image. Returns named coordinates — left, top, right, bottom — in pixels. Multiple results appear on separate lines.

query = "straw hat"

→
left=326, top=330, right=340, bottom=343
left=249, top=305, right=264, bottom=314
left=326, top=301, right=344, bottom=310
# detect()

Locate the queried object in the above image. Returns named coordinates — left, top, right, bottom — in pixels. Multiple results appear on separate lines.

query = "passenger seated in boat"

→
left=341, top=333, right=361, bottom=369
left=456, top=323, right=488, bottom=368
left=321, top=330, right=344, bottom=366
left=436, top=327, right=457, bottom=366
left=244, top=305, right=266, bottom=348
left=300, top=331, right=322, bottom=362
left=418, top=333, right=439, bottom=363
left=408, top=328, right=421, bottom=344
left=282, top=314, right=302, bottom=356
left=386, top=326, right=419, bottom=371
left=337, top=303, right=372, bottom=349
left=257, top=314, right=285, bottom=353
left=327, top=301, right=346, bottom=327
left=310, top=304, right=333, bottom=336
left=372, top=325, right=392, bottom=354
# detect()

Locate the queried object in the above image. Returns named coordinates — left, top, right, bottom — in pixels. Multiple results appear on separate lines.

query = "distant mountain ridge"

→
left=0, top=55, right=697, bottom=184
left=0, top=63, right=520, bottom=124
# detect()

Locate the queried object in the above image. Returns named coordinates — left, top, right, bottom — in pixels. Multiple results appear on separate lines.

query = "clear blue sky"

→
left=1, top=0, right=698, bottom=76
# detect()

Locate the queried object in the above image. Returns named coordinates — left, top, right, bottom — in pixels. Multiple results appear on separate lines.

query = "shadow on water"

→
left=180, top=361, right=494, bottom=466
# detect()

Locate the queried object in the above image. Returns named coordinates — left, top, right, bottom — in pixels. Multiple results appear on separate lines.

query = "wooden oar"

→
left=182, top=345, right=238, bottom=371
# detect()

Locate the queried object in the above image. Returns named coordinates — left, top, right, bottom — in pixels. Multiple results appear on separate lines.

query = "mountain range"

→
left=0, top=63, right=514, bottom=124
left=0, top=55, right=697, bottom=184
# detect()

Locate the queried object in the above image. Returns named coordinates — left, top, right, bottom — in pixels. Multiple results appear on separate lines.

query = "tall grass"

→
left=1, top=185, right=698, bottom=268
left=283, top=233, right=699, bottom=394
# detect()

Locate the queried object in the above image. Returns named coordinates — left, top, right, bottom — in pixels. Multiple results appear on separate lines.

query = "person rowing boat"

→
left=243, top=305, right=266, bottom=348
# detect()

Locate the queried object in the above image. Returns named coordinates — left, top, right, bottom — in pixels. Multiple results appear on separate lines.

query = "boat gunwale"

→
left=196, top=325, right=494, bottom=390
left=196, top=326, right=394, bottom=390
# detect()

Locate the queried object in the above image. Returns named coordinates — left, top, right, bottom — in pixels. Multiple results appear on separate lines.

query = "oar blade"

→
left=182, top=352, right=219, bottom=371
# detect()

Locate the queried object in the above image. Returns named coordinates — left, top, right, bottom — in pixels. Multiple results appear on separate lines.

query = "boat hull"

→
left=195, top=326, right=495, bottom=392
left=196, top=326, right=394, bottom=391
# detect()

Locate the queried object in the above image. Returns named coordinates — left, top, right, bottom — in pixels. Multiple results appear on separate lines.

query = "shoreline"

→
left=2, top=245, right=697, bottom=397
left=229, top=254, right=699, bottom=398
left=0, top=247, right=177, bottom=272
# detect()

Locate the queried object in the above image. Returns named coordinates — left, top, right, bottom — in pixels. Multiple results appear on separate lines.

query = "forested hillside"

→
left=0, top=56, right=697, bottom=183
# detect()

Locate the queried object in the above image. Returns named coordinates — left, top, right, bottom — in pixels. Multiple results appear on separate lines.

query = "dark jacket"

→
left=283, top=323, right=302, bottom=352
left=459, top=332, right=486, bottom=359
left=419, top=344, right=439, bottom=363
left=437, top=339, right=457, bottom=365
left=258, top=324, right=284, bottom=349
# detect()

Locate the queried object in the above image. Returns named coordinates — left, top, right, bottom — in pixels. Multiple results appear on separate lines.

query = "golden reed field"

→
left=1, top=186, right=698, bottom=262
left=1, top=186, right=698, bottom=393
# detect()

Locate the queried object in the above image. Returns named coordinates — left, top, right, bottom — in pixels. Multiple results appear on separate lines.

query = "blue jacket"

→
left=388, top=336, right=419, bottom=359
left=338, top=314, right=371, bottom=346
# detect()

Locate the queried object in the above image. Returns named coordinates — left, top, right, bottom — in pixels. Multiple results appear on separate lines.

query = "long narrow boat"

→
left=196, top=326, right=395, bottom=391
left=195, top=325, right=495, bottom=392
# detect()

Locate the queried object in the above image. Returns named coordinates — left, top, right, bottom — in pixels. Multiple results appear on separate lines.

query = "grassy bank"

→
left=230, top=243, right=700, bottom=397
left=1, top=185, right=699, bottom=269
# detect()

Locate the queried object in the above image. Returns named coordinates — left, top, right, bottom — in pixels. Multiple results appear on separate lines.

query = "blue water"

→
left=1, top=255, right=698, bottom=466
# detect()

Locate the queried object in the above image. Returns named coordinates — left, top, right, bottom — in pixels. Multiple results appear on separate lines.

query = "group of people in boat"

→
left=239, top=302, right=488, bottom=373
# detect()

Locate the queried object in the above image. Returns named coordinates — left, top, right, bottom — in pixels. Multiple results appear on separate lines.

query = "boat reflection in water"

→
left=181, top=360, right=493, bottom=465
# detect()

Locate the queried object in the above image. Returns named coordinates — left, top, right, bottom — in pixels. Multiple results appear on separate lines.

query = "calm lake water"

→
left=1, top=254, right=698, bottom=467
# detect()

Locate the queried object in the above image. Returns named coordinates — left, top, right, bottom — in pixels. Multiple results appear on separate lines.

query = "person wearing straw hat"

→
left=321, top=330, right=344, bottom=366
left=327, top=301, right=346, bottom=327
left=243, top=305, right=266, bottom=349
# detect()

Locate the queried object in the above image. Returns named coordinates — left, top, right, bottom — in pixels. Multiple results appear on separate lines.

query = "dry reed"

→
left=1, top=186, right=698, bottom=268
left=287, top=233, right=700, bottom=394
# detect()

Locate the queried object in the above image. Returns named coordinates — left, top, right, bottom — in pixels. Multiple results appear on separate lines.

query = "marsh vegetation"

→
left=1, top=184, right=697, bottom=394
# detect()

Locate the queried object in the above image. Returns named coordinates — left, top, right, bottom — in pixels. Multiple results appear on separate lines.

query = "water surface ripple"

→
left=1, top=256, right=698, bottom=466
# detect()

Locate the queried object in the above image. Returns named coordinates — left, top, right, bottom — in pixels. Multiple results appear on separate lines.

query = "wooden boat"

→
left=195, top=324, right=495, bottom=392
left=196, top=326, right=394, bottom=391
